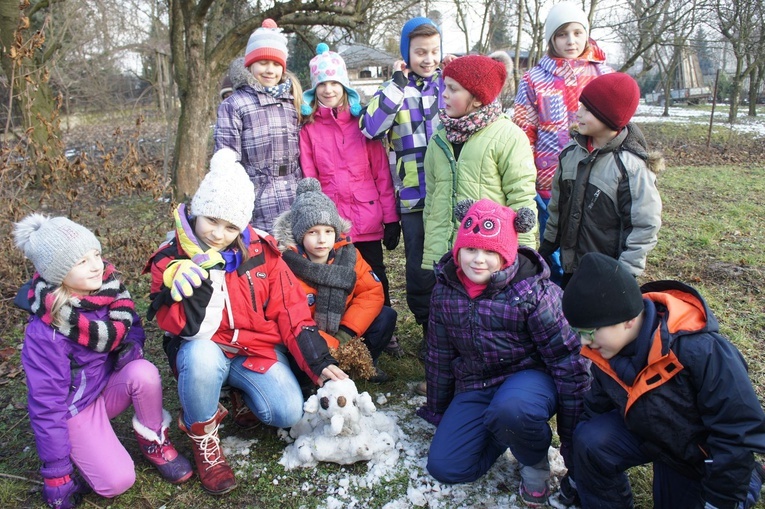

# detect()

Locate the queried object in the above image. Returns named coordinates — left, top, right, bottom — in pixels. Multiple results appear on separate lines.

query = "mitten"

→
left=415, top=406, right=443, bottom=427
left=162, top=260, right=208, bottom=302
left=113, top=341, right=144, bottom=370
left=42, top=474, right=91, bottom=509
left=383, top=222, right=401, bottom=250
left=334, top=327, right=354, bottom=346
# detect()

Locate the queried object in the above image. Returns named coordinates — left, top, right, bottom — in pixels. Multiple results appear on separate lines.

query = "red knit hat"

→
left=452, top=199, right=536, bottom=267
left=579, top=72, right=640, bottom=131
left=443, top=55, right=507, bottom=106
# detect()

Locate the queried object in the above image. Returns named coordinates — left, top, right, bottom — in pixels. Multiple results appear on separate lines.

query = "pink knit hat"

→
left=244, top=19, right=288, bottom=69
left=443, top=55, right=507, bottom=106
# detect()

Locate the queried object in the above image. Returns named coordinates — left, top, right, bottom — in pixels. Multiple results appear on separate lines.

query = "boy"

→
left=360, top=17, right=445, bottom=355
left=273, top=178, right=396, bottom=383
left=539, top=72, right=663, bottom=288
left=561, top=252, right=765, bottom=508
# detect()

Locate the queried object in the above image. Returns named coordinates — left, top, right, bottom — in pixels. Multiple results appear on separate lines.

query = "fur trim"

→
left=271, top=204, right=352, bottom=252
left=229, top=57, right=252, bottom=91
left=133, top=409, right=172, bottom=444
left=646, top=151, right=665, bottom=174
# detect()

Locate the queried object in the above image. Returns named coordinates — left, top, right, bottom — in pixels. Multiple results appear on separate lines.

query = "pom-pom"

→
left=209, top=147, right=239, bottom=174
left=316, top=43, right=329, bottom=55
left=262, top=18, right=277, bottom=29
left=296, top=177, right=323, bottom=197
left=301, top=103, right=313, bottom=116
left=453, top=199, right=476, bottom=222
left=514, top=207, right=536, bottom=234
left=350, top=103, right=362, bottom=117
left=13, top=213, right=48, bottom=253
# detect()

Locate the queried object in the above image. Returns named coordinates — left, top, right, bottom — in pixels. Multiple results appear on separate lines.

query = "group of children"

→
left=12, top=5, right=765, bottom=509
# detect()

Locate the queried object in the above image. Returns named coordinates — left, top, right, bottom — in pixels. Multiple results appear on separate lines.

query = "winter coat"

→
left=214, top=61, right=301, bottom=232
left=513, top=41, right=613, bottom=197
left=145, top=225, right=335, bottom=384
left=21, top=308, right=145, bottom=478
left=582, top=280, right=765, bottom=509
left=422, top=115, right=538, bottom=269
left=272, top=214, right=385, bottom=348
left=360, top=71, right=444, bottom=213
left=544, top=123, right=663, bottom=276
left=425, top=247, right=590, bottom=449
left=300, top=107, right=399, bottom=243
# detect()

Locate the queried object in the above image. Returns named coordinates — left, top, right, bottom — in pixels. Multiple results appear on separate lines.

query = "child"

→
left=215, top=19, right=303, bottom=232
left=360, top=16, right=444, bottom=346
left=561, top=252, right=765, bottom=508
left=539, top=72, right=662, bottom=288
left=145, top=149, right=347, bottom=495
left=14, top=215, right=192, bottom=508
left=300, top=43, right=399, bottom=307
left=514, top=1, right=613, bottom=279
left=422, top=55, right=538, bottom=271
left=273, top=178, right=396, bottom=382
left=417, top=198, right=590, bottom=507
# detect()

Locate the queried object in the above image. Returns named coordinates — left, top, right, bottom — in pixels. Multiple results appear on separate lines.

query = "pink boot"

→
left=133, top=410, right=193, bottom=484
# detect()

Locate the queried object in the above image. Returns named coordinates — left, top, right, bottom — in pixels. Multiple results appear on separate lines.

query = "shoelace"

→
left=190, top=425, right=225, bottom=469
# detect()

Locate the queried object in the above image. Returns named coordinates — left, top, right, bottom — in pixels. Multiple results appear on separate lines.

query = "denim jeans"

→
left=176, top=339, right=304, bottom=429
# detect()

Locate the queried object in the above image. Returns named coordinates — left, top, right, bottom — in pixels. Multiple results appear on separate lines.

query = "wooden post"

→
left=707, top=69, right=721, bottom=149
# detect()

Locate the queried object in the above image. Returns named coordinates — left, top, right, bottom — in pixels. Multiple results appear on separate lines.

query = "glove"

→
left=113, top=341, right=143, bottom=370
left=556, top=473, right=580, bottom=507
left=538, top=239, right=558, bottom=270
left=191, top=249, right=225, bottom=270
left=334, top=327, right=354, bottom=346
left=42, top=474, right=91, bottom=509
left=163, top=260, right=208, bottom=302
left=383, top=222, right=401, bottom=251
left=172, top=205, right=225, bottom=270
left=416, top=406, right=443, bottom=427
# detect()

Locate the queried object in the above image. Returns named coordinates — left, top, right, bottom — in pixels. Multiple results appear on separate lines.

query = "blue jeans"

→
left=536, top=194, right=563, bottom=286
left=427, top=370, right=558, bottom=483
left=401, top=211, right=435, bottom=326
left=176, top=339, right=304, bottom=429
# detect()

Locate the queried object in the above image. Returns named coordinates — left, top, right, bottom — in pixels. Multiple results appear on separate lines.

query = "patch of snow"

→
left=634, top=104, right=765, bottom=137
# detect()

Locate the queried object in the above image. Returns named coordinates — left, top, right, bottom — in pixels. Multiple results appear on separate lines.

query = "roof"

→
left=338, top=44, right=396, bottom=69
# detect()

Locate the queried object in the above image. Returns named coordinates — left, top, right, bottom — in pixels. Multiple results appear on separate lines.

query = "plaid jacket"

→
left=360, top=71, right=444, bottom=213
left=215, top=83, right=301, bottom=232
left=425, top=248, right=590, bottom=448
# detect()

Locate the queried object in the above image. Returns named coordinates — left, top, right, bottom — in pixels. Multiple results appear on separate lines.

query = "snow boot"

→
left=179, top=403, right=237, bottom=495
left=133, top=410, right=193, bottom=484
left=519, top=456, right=551, bottom=507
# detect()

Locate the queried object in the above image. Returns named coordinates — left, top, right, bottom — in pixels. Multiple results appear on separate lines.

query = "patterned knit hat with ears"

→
left=245, top=19, right=288, bottom=69
left=301, top=43, right=362, bottom=117
left=452, top=198, right=536, bottom=267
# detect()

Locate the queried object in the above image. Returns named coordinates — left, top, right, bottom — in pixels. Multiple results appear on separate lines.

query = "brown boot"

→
left=229, top=388, right=260, bottom=428
left=178, top=403, right=237, bottom=495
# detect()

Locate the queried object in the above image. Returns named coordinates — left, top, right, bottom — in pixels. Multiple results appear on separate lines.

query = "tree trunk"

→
left=728, top=57, right=743, bottom=123
left=173, top=78, right=214, bottom=198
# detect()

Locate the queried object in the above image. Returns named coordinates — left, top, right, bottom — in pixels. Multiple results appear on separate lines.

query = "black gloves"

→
left=383, top=222, right=401, bottom=250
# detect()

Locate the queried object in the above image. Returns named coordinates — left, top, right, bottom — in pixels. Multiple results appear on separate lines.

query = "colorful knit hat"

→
left=579, top=72, right=640, bottom=131
left=301, top=43, right=362, bottom=117
left=544, top=2, right=590, bottom=44
left=244, top=19, right=288, bottom=69
left=443, top=55, right=507, bottom=106
left=452, top=199, right=536, bottom=267
left=191, top=148, right=255, bottom=231
left=14, top=214, right=102, bottom=286
left=400, top=17, right=442, bottom=66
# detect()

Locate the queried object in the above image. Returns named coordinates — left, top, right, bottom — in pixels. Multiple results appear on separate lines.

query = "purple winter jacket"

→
left=21, top=308, right=145, bottom=478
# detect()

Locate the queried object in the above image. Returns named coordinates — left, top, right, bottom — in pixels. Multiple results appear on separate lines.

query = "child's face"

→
left=63, top=249, right=104, bottom=294
left=408, top=34, right=441, bottom=78
left=194, top=216, right=241, bottom=251
left=574, top=322, right=633, bottom=360
left=457, top=247, right=502, bottom=284
left=443, top=77, right=482, bottom=118
left=250, top=60, right=284, bottom=87
left=576, top=103, right=614, bottom=138
left=302, top=225, right=336, bottom=264
left=552, top=23, right=588, bottom=59
left=316, top=81, right=346, bottom=109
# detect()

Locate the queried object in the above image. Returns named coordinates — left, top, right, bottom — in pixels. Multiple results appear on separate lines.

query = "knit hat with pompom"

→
left=301, top=43, right=362, bottom=117
left=245, top=18, right=288, bottom=69
left=191, top=148, right=255, bottom=231
left=290, top=178, right=346, bottom=245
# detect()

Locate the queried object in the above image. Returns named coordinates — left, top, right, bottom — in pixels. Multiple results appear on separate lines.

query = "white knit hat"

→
left=244, top=19, right=288, bottom=69
left=191, top=148, right=255, bottom=231
left=14, top=214, right=101, bottom=286
left=544, top=2, right=590, bottom=45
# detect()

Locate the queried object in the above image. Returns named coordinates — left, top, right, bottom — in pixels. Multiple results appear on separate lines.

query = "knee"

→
left=177, top=341, right=225, bottom=379
left=485, top=398, right=544, bottom=434
left=123, top=359, right=161, bottom=388
left=266, top=389, right=303, bottom=428
left=92, top=465, right=136, bottom=498
left=426, top=455, right=478, bottom=484
left=572, top=422, right=608, bottom=470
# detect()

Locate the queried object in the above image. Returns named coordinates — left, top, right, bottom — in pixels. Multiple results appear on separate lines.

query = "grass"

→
left=0, top=122, right=764, bottom=508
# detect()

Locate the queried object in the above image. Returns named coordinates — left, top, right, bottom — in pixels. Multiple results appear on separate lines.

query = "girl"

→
left=513, top=2, right=613, bottom=282
left=14, top=215, right=192, bottom=509
left=214, top=19, right=304, bottom=232
left=145, top=148, right=347, bottom=495
left=417, top=199, right=589, bottom=507
left=300, top=43, right=399, bottom=308
left=422, top=54, right=538, bottom=271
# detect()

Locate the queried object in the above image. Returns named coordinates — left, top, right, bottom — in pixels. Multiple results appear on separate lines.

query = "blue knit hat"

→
left=400, top=17, right=442, bottom=66
left=301, top=43, right=362, bottom=117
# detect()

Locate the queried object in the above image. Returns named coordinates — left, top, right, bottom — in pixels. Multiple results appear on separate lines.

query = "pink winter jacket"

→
left=300, top=107, right=399, bottom=243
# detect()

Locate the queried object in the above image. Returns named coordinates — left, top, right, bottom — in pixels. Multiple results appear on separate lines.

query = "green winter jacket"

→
left=422, top=115, right=538, bottom=270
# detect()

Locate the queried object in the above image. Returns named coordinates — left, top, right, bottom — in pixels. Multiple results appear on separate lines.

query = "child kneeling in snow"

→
left=417, top=198, right=589, bottom=507
left=273, top=178, right=396, bottom=383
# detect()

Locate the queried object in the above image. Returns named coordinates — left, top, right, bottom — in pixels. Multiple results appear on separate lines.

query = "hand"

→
left=538, top=239, right=558, bottom=270
left=114, top=341, right=143, bottom=370
left=416, top=406, right=443, bottom=427
left=319, top=364, right=349, bottom=386
left=383, top=222, right=401, bottom=250
left=393, top=60, right=408, bottom=74
left=441, top=54, right=457, bottom=66
left=334, top=329, right=354, bottom=346
left=163, top=260, right=208, bottom=302
left=42, top=474, right=91, bottom=509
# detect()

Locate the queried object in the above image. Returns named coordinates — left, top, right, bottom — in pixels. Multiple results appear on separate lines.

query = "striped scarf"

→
left=28, top=262, right=135, bottom=352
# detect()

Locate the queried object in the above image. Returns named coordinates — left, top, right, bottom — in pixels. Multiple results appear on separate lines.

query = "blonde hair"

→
left=284, top=70, right=304, bottom=124
left=49, top=285, right=73, bottom=329
left=303, top=85, right=349, bottom=124
left=547, top=22, right=590, bottom=58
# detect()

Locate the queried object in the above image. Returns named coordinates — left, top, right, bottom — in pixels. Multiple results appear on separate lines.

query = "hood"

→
left=640, top=280, right=717, bottom=338
left=574, top=122, right=665, bottom=175
left=271, top=209, right=353, bottom=253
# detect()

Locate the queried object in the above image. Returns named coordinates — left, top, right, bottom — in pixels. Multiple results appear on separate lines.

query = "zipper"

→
left=245, top=271, right=258, bottom=312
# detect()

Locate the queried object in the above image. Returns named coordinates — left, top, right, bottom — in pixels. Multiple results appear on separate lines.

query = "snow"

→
left=634, top=104, right=765, bottom=137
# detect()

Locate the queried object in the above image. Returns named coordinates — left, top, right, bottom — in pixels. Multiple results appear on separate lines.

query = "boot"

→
left=178, top=403, right=237, bottom=495
left=133, top=410, right=193, bottom=484
left=518, top=456, right=551, bottom=507
left=229, top=388, right=260, bottom=428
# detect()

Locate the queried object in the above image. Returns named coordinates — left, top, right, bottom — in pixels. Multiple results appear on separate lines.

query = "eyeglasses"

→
left=572, top=327, right=598, bottom=343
